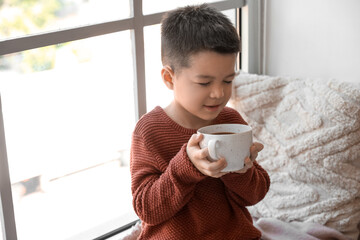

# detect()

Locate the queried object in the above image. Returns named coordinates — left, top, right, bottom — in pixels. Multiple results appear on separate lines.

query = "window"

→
left=0, top=202, right=3, bottom=240
left=0, top=0, right=245, bottom=239
left=1, top=32, right=137, bottom=239
left=0, top=0, right=131, bottom=40
left=143, top=0, right=221, bottom=14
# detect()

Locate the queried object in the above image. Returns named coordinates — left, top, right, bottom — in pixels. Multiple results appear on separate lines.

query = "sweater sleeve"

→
left=220, top=161, right=270, bottom=206
left=130, top=133, right=206, bottom=225
left=217, top=107, right=270, bottom=206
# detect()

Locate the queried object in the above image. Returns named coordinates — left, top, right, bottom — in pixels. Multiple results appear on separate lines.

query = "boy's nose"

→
left=210, top=86, right=224, bottom=99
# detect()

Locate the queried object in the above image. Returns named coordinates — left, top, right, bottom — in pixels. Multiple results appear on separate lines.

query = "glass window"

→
left=0, top=31, right=137, bottom=240
left=0, top=0, right=131, bottom=40
left=223, top=9, right=237, bottom=26
left=143, top=0, right=223, bottom=15
left=0, top=1, right=241, bottom=238
left=144, top=24, right=173, bottom=111
left=144, top=10, right=237, bottom=111
left=0, top=210, right=3, bottom=240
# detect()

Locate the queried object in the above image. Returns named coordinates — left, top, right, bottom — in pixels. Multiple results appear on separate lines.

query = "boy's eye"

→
left=223, top=80, right=233, bottom=84
left=198, top=82, right=210, bottom=86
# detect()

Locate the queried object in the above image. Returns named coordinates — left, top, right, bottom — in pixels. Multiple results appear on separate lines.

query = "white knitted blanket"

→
left=232, top=72, right=360, bottom=239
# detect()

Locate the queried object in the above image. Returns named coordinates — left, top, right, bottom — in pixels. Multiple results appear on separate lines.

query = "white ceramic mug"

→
left=197, top=124, right=253, bottom=172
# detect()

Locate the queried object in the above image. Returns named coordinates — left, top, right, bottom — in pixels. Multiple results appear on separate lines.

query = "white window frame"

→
left=0, top=0, right=260, bottom=239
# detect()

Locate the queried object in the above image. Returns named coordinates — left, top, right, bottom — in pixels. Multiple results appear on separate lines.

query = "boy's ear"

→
left=161, top=66, right=174, bottom=90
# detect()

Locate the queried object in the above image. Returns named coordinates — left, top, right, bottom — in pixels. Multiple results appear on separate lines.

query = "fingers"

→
left=187, top=134, right=208, bottom=161
left=187, top=133, right=228, bottom=178
left=244, top=157, right=253, bottom=168
left=195, top=147, right=209, bottom=159
left=250, top=142, right=264, bottom=162
left=229, top=142, right=263, bottom=175
left=233, top=157, right=253, bottom=174
left=196, top=156, right=227, bottom=177
left=250, top=151, right=258, bottom=162
left=206, top=157, right=227, bottom=172
left=200, top=157, right=228, bottom=178
left=250, top=142, right=264, bottom=154
left=188, top=133, right=203, bottom=147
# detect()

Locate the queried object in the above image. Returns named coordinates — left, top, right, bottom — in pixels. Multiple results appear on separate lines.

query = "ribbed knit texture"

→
left=130, top=106, right=270, bottom=240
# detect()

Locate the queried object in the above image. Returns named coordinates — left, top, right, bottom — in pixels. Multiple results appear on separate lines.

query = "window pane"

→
left=0, top=212, right=3, bottom=240
left=0, top=31, right=137, bottom=239
left=143, top=0, right=223, bottom=15
left=223, top=9, right=236, bottom=26
left=144, top=24, right=173, bottom=111
left=144, top=10, right=236, bottom=111
left=0, top=0, right=131, bottom=40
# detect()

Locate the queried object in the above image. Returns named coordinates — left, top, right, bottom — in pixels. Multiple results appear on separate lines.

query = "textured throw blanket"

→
left=119, top=218, right=351, bottom=240
left=232, top=72, right=360, bottom=240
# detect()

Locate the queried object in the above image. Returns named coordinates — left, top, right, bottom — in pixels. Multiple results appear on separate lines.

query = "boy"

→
left=130, top=4, right=270, bottom=239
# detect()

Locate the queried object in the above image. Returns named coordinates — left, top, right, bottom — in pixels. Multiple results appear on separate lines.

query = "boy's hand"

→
left=187, top=133, right=227, bottom=178
left=233, top=142, right=264, bottom=174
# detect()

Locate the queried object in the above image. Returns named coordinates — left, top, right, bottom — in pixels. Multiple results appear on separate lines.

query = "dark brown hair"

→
left=161, top=4, right=240, bottom=73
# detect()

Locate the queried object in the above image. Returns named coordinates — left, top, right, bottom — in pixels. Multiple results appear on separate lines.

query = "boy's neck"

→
left=164, top=102, right=215, bottom=130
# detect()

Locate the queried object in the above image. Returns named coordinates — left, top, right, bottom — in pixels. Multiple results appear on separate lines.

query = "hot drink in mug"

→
left=197, top=124, right=253, bottom=172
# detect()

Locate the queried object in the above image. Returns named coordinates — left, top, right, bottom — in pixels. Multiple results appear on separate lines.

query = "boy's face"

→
left=163, top=50, right=237, bottom=129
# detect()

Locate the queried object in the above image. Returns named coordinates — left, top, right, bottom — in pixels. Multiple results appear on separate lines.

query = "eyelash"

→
left=198, top=80, right=233, bottom=86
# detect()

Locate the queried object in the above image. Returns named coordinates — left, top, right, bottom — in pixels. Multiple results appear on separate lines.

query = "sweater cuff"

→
left=170, top=143, right=207, bottom=184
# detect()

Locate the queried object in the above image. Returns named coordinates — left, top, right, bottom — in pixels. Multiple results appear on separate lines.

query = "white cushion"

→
left=232, top=72, right=360, bottom=239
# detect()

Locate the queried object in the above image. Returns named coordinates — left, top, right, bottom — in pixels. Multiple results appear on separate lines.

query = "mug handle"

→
left=208, top=139, right=220, bottom=160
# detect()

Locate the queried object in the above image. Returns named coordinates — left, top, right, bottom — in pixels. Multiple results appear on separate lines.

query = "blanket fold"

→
left=254, top=217, right=351, bottom=240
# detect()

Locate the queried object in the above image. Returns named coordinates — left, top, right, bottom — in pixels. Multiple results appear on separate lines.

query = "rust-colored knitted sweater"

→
left=130, top=106, right=270, bottom=240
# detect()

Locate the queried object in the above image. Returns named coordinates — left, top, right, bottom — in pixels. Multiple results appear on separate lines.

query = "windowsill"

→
left=68, top=213, right=139, bottom=240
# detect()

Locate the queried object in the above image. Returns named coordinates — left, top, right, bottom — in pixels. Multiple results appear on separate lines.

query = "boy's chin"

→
left=199, top=108, right=223, bottom=120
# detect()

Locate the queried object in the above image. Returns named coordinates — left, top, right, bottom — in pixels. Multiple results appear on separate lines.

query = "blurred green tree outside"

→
left=0, top=0, right=66, bottom=73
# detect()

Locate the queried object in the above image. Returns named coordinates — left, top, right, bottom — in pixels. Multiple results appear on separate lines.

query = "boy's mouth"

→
left=204, top=104, right=222, bottom=111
